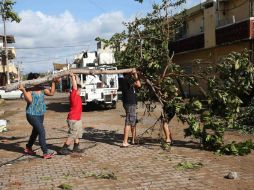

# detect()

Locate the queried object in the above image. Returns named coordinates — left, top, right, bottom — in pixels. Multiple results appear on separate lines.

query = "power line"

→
left=87, top=0, right=106, bottom=12
left=21, top=55, right=73, bottom=64
left=15, top=51, right=84, bottom=63
left=14, top=39, right=95, bottom=50
left=15, top=44, right=94, bottom=63
left=15, top=43, right=92, bottom=50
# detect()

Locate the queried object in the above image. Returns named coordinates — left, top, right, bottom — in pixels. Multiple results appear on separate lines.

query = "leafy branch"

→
left=98, top=0, right=254, bottom=155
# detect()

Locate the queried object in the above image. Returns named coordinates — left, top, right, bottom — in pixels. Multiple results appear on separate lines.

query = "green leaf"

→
left=234, top=60, right=240, bottom=70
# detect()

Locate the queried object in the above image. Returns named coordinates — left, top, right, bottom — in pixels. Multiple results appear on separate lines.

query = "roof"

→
left=53, top=63, right=69, bottom=70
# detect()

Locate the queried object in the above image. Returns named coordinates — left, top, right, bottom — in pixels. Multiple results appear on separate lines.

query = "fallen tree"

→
left=97, top=0, right=254, bottom=155
left=5, top=68, right=135, bottom=91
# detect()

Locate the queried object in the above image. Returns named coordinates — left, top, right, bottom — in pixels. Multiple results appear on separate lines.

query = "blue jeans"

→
left=26, top=114, right=48, bottom=154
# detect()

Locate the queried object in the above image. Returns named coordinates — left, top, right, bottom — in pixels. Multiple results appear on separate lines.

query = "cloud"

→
left=1, top=1, right=206, bottom=74
left=2, top=10, right=126, bottom=73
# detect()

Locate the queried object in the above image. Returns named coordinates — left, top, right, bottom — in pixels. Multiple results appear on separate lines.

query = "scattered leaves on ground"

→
left=58, top=183, right=73, bottom=190
left=176, top=161, right=203, bottom=170
left=40, top=176, right=52, bottom=180
left=82, top=171, right=117, bottom=180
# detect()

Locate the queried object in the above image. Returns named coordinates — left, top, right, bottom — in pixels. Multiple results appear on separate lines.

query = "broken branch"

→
left=5, top=68, right=135, bottom=91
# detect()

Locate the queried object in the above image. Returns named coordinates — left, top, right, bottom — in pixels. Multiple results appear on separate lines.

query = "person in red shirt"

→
left=59, top=73, right=83, bottom=155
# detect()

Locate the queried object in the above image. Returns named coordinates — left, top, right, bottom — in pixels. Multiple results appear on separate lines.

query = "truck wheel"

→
left=111, top=102, right=116, bottom=109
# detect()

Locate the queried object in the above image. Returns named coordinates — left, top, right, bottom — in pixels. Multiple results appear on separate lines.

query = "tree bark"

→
left=5, top=68, right=135, bottom=91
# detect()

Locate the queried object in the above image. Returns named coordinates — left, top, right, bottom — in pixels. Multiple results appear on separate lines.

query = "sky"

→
left=1, top=0, right=204, bottom=73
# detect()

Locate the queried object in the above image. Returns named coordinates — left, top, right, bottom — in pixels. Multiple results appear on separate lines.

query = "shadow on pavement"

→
left=0, top=136, right=69, bottom=154
left=83, top=103, right=114, bottom=112
left=136, top=137, right=202, bottom=150
left=46, top=102, right=70, bottom=112
left=42, top=137, right=69, bottom=152
left=82, top=127, right=202, bottom=150
left=170, top=139, right=202, bottom=150
left=83, top=127, right=122, bottom=147
left=0, top=136, right=26, bottom=154
left=0, top=133, right=202, bottom=156
left=46, top=102, right=113, bottom=113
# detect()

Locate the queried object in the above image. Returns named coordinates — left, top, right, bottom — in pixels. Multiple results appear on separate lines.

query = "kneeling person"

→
left=59, top=73, right=83, bottom=155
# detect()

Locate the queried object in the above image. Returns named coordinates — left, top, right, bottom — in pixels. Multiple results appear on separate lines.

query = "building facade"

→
left=0, top=35, right=18, bottom=86
left=170, top=0, right=254, bottom=96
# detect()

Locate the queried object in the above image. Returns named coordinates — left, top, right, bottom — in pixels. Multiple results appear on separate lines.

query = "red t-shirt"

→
left=67, top=89, right=82, bottom=120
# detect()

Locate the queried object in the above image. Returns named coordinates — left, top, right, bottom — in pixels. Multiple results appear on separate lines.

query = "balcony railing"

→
left=169, top=18, right=254, bottom=54
left=169, top=33, right=204, bottom=53
left=216, top=19, right=250, bottom=45
left=0, top=35, right=15, bottom=43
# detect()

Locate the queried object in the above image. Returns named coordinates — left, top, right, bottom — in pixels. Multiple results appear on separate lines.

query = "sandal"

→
left=166, top=141, right=173, bottom=146
left=120, top=143, right=131, bottom=148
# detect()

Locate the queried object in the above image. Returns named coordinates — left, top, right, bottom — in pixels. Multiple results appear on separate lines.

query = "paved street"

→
left=0, top=93, right=253, bottom=190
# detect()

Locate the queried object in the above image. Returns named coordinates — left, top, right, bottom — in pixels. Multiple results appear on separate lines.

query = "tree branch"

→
left=5, top=68, right=135, bottom=91
left=143, top=77, right=164, bottom=106
left=162, top=52, right=174, bottom=79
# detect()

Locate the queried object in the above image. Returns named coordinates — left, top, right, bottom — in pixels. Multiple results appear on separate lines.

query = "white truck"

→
left=74, top=45, right=118, bottom=108
left=79, top=65, right=118, bottom=108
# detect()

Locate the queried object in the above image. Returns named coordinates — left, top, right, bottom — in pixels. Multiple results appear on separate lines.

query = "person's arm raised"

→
left=44, top=78, right=60, bottom=96
left=70, top=72, right=78, bottom=90
left=18, top=84, right=32, bottom=103
left=132, top=69, right=141, bottom=88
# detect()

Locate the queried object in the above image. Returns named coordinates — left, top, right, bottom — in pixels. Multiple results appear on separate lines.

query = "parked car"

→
left=0, top=89, right=23, bottom=99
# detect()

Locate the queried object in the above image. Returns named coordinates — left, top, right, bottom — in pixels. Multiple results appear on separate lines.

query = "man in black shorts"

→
left=121, top=69, right=141, bottom=147
left=163, top=104, right=176, bottom=145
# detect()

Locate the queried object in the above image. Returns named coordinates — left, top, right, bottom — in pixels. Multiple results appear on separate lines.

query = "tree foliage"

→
left=134, top=0, right=144, bottom=3
left=0, top=0, right=21, bottom=23
left=97, top=0, right=254, bottom=155
left=97, top=0, right=187, bottom=109
left=183, top=50, right=254, bottom=155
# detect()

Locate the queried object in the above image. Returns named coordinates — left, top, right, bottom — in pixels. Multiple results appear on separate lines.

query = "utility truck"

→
left=73, top=43, right=118, bottom=108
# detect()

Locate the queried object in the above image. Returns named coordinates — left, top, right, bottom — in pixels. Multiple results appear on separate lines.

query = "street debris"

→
left=176, top=161, right=203, bottom=170
left=58, top=183, right=73, bottom=190
left=0, top=119, right=7, bottom=132
left=225, top=171, right=238, bottom=179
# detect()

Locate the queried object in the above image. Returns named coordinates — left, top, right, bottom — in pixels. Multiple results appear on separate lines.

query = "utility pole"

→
left=16, top=60, right=22, bottom=82
left=1, top=0, right=20, bottom=85
left=2, top=0, right=10, bottom=84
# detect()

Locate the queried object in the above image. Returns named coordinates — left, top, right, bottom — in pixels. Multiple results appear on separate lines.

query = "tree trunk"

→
left=5, top=68, right=135, bottom=91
